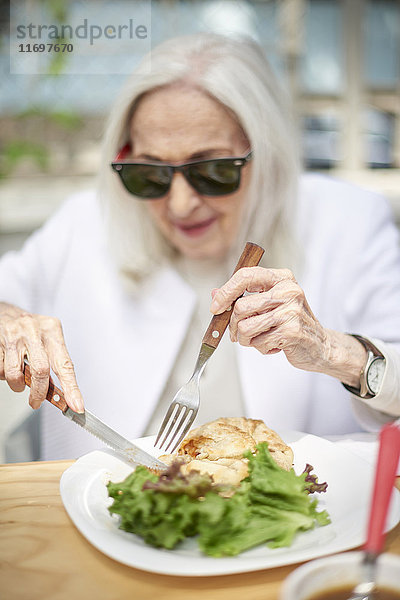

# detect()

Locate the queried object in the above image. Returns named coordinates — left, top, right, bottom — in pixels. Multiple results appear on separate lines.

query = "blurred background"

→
left=1, top=0, right=400, bottom=462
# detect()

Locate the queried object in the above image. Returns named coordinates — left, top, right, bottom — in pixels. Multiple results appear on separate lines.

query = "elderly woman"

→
left=1, top=33, right=400, bottom=460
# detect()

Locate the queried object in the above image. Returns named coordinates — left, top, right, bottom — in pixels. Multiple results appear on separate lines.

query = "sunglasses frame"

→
left=111, top=144, right=253, bottom=199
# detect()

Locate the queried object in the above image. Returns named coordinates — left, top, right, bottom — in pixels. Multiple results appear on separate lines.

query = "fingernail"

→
left=210, top=289, right=221, bottom=313
left=72, top=394, right=85, bottom=414
left=29, top=393, right=39, bottom=410
left=210, top=297, right=223, bottom=314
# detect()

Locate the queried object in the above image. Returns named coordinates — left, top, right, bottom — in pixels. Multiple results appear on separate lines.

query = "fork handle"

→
left=202, top=242, right=265, bottom=349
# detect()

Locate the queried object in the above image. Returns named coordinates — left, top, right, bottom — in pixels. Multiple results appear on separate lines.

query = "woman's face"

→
left=129, top=85, right=251, bottom=260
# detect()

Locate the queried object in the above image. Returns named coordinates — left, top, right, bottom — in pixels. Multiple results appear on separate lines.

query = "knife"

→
left=23, top=361, right=166, bottom=472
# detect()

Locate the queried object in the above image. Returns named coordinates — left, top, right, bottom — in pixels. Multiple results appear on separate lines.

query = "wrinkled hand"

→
left=210, top=267, right=367, bottom=386
left=210, top=267, right=331, bottom=373
left=0, top=303, right=84, bottom=412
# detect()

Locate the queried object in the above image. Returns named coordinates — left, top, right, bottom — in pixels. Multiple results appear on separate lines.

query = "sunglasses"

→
left=111, top=144, right=252, bottom=199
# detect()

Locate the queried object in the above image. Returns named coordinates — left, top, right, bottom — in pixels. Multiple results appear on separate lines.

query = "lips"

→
left=174, top=216, right=217, bottom=238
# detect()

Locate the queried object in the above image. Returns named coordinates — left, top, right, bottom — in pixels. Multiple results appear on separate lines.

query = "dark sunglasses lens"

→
left=187, top=160, right=241, bottom=196
left=118, top=165, right=171, bottom=198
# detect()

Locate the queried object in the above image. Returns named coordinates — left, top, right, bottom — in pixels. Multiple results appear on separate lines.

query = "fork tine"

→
left=154, top=402, right=178, bottom=447
left=164, top=406, right=192, bottom=452
left=169, top=410, right=197, bottom=453
left=159, top=404, right=187, bottom=449
left=158, top=405, right=182, bottom=449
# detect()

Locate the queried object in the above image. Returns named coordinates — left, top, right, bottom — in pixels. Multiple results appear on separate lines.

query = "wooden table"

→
left=1, top=461, right=399, bottom=600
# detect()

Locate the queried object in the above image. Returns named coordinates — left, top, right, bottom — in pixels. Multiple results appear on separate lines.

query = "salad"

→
left=107, top=442, right=330, bottom=557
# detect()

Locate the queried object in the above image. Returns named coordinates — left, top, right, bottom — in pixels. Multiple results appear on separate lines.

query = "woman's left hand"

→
left=210, top=267, right=366, bottom=384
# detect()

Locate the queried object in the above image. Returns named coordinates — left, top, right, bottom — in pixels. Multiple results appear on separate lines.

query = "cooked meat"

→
left=159, top=417, right=293, bottom=486
left=177, top=417, right=293, bottom=469
left=181, top=458, right=249, bottom=486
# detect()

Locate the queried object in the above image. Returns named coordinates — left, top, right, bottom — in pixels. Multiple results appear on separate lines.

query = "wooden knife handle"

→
left=24, top=362, right=69, bottom=413
left=202, top=242, right=265, bottom=349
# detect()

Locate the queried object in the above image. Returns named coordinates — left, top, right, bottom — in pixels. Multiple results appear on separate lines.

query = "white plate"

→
left=60, top=431, right=400, bottom=576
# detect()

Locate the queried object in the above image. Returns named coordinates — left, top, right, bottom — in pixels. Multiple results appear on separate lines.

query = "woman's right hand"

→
left=0, top=303, right=84, bottom=412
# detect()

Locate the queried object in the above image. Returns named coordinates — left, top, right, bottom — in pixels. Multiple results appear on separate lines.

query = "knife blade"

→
left=23, top=361, right=166, bottom=472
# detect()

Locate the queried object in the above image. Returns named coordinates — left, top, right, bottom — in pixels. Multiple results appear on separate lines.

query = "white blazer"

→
left=1, top=174, right=400, bottom=460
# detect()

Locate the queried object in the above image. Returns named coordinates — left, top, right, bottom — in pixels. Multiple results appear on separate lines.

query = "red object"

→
left=364, top=422, right=400, bottom=554
left=114, top=143, right=131, bottom=161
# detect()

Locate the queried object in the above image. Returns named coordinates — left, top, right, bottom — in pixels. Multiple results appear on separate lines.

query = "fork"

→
left=154, top=241, right=265, bottom=453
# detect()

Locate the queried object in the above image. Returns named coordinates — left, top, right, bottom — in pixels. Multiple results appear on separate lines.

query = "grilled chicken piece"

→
left=159, top=417, right=293, bottom=487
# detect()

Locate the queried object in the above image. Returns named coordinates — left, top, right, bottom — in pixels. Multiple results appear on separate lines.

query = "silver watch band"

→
left=342, top=334, right=384, bottom=399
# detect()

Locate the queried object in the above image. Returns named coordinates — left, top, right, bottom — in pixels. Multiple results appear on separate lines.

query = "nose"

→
left=167, top=172, right=202, bottom=218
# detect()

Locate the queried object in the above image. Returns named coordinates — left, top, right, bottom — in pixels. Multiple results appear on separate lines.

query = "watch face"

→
left=367, top=357, right=386, bottom=395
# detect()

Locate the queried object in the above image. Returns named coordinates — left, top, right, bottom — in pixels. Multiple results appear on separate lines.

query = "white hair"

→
left=98, top=33, right=300, bottom=285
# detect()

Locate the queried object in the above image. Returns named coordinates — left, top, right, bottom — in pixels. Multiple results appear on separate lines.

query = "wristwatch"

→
left=342, top=334, right=386, bottom=399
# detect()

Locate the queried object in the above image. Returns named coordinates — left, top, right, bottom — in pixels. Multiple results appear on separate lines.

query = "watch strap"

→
left=342, top=334, right=384, bottom=399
